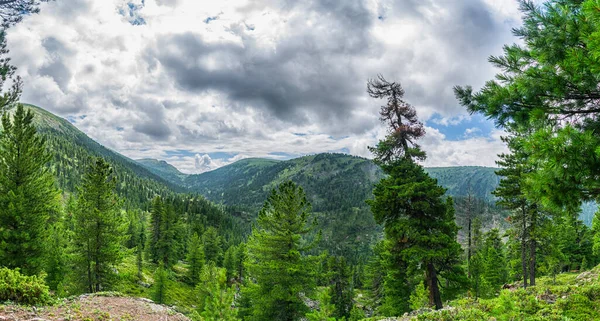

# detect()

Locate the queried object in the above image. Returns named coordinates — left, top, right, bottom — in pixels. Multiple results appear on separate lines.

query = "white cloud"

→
left=6, top=0, right=522, bottom=173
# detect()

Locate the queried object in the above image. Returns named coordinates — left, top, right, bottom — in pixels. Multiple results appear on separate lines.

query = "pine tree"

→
left=148, top=197, right=181, bottom=268
left=328, top=256, right=353, bottom=319
left=592, top=210, right=600, bottom=258
left=409, top=281, right=429, bottom=311
left=73, top=157, right=124, bottom=292
left=187, top=232, right=205, bottom=285
left=203, top=227, right=223, bottom=265
left=153, top=263, right=169, bottom=304
left=0, top=104, right=60, bottom=275
left=45, top=220, right=68, bottom=293
left=235, top=243, right=247, bottom=281
left=305, top=290, right=336, bottom=321
left=481, top=229, right=508, bottom=294
left=149, top=196, right=164, bottom=264
left=197, top=262, right=238, bottom=321
left=223, top=245, right=237, bottom=283
left=366, top=75, right=466, bottom=311
left=243, top=181, right=319, bottom=321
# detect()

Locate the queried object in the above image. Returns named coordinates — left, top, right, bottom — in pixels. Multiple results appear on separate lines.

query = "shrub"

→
left=0, top=267, right=50, bottom=305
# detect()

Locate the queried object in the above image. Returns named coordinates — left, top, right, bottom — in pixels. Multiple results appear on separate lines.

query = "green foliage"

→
left=0, top=104, right=60, bottom=275
left=195, top=263, right=238, bottom=321
left=327, top=256, right=354, bottom=319
left=368, top=158, right=467, bottom=311
left=592, top=210, right=600, bottom=258
left=152, top=263, right=169, bottom=304
left=348, top=305, right=366, bottom=321
left=305, top=289, right=337, bottom=321
left=73, top=158, right=125, bottom=293
left=0, top=267, right=50, bottom=305
left=243, top=181, right=320, bottom=321
left=45, top=221, right=68, bottom=293
left=454, top=0, right=600, bottom=210
left=148, top=196, right=184, bottom=268
left=187, top=233, right=205, bottom=285
left=409, top=281, right=429, bottom=311
left=202, top=227, right=223, bottom=265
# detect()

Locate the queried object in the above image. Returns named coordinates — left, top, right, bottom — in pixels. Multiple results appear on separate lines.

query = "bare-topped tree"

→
left=367, top=75, right=425, bottom=163
left=0, top=0, right=52, bottom=27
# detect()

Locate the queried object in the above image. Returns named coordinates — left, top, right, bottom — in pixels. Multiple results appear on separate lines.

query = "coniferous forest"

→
left=3, top=0, right=600, bottom=320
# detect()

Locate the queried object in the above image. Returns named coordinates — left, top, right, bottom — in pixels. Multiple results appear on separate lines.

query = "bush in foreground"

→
left=0, top=267, right=50, bottom=305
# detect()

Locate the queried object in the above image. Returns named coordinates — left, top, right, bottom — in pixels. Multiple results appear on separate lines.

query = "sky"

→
left=6, top=0, right=528, bottom=174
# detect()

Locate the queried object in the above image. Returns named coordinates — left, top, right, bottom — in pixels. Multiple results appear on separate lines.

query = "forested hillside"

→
left=20, top=104, right=181, bottom=209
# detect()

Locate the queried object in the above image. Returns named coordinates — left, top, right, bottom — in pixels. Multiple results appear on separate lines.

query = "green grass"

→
left=393, top=267, right=600, bottom=321
left=115, top=255, right=197, bottom=314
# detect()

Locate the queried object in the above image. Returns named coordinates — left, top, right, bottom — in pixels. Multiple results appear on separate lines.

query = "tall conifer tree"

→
left=0, top=104, right=59, bottom=275
left=366, top=75, right=466, bottom=310
left=73, top=157, right=124, bottom=292
left=243, top=181, right=319, bottom=321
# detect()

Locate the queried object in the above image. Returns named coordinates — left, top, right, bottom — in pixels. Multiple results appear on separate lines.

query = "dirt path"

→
left=0, top=295, right=190, bottom=321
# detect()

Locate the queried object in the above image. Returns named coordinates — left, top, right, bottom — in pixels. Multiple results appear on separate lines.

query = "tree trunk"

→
left=426, top=262, right=443, bottom=310
left=529, top=208, right=537, bottom=287
left=521, top=205, right=528, bottom=289
left=529, top=239, right=536, bottom=287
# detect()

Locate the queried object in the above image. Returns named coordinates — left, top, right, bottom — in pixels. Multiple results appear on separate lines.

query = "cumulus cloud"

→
left=6, top=0, right=523, bottom=173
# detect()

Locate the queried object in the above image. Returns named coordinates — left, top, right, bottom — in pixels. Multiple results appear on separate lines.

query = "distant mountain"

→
left=17, top=104, right=184, bottom=208
left=136, top=158, right=189, bottom=186
left=174, top=154, right=504, bottom=261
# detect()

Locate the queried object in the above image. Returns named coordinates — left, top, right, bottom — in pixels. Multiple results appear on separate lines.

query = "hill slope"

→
left=178, top=154, right=505, bottom=261
left=136, top=158, right=189, bottom=186
left=17, top=104, right=181, bottom=208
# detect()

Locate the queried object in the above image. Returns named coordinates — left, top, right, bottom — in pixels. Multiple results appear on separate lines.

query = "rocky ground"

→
left=0, top=294, right=190, bottom=321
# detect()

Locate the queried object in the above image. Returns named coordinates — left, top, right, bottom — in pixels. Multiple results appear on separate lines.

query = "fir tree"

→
left=243, top=181, right=319, bottom=321
left=73, top=157, right=124, bottom=292
left=0, top=104, right=60, bottom=275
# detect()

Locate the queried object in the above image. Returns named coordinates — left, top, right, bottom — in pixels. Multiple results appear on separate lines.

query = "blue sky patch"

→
left=426, top=113, right=496, bottom=141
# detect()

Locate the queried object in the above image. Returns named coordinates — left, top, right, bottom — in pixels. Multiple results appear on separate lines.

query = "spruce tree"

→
left=73, top=157, right=124, bottom=292
left=366, top=75, right=466, bottom=310
left=0, top=104, right=60, bottom=275
left=243, top=181, right=319, bottom=321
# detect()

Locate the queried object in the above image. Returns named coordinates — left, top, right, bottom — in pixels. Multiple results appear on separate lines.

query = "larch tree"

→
left=243, top=181, right=320, bottom=321
left=0, top=104, right=60, bottom=275
left=367, top=75, right=466, bottom=311
left=73, top=157, right=125, bottom=293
